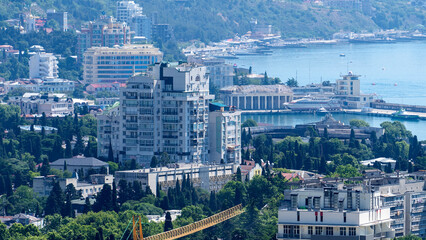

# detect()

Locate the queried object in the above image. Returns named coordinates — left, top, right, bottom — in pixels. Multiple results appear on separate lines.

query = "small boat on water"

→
left=339, top=53, right=345, bottom=57
left=391, top=109, right=419, bottom=121
left=316, top=107, right=329, bottom=115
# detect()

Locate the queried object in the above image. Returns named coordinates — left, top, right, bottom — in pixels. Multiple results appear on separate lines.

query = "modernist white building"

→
left=116, top=1, right=143, bottom=23
left=277, top=187, right=395, bottom=240
left=220, top=85, right=293, bottom=110
left=188, top=56, right=234, bottom=89
left=116, top=1, right=152, bottom=40
left=83, top=44, right=163, bottom=83
left=115, top=163, right=238, bottom=194
left=208, top=102, right=241, bottom=164
left=112, top=62, right=214, bottom=165
left=29, top=52, right=59, bottom=79
left=335, top=72, right=374, bottom=109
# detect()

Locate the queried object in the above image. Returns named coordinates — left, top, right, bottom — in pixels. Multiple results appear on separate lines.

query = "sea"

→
left=227, top=41, right=426, bottom=140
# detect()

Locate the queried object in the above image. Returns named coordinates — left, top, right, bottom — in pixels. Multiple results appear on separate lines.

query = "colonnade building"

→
left=220, top=85, right=293, bottom=110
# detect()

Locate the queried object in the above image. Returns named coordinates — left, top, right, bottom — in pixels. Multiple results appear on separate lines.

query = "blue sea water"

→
left=229, top=41, right=426, bottom=140
left=227, top=41, right=426, bottom=106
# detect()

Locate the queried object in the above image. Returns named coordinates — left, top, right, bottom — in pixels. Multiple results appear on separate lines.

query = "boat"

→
left=391, top=109, right=419, bottom=121
left=372, top=83, right=376, bottom=85
left=316, top=107, right=329, bottom=115
left=285, top=98, right=341, bottom=112
left=349, top=38, right=396, bottom=44
left=339, top=53, right=345, bottom=57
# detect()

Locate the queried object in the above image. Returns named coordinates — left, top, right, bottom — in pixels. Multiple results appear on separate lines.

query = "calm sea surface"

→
left=242, top=112, right=426, bottom=140
left=229, top=41, right=426, bottom=139
left=227, top=41, right=426, bottom=105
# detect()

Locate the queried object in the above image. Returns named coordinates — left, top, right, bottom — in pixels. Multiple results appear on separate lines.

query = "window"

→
left=308, top=226, right=313, bottom=235
left=315, top=212, right=318, bottom=222
left=283, top=225, right=290, bottom=236
left=340, top=227, right=346, bottom=236
left=344, top=212, right=347, bottom=222
left=297, top=211, right=300, bottom=221
left=315, top=227, right=323, bottom=235
left=320, top=212, right=323, bottom=222
left=326, top=227, right=333, bottom=236
left=349, top=227, right=356, bottom=236
left=293, top=226, right=300, bottom=237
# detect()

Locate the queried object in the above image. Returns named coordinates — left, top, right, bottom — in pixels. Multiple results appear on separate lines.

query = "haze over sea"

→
left=228, top=41, right=426, bottom=106
left=230, top=41, right=426, bottom=140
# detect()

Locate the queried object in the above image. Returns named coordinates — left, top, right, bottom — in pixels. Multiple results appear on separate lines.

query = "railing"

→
left=144, top=204, right=244, bottom=240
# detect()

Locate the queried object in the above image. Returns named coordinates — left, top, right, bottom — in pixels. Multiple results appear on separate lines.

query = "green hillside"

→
left=0, top=0, right=425, bottom=42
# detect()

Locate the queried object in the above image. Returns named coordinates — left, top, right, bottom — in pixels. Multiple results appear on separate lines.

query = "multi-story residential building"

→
left=46, top=9, right=68, bottom=31
left=130, top=15, right=152, bottom=40
left=83, top=44, right=163, bottom=83
left=115, top=163, right=238, bottom=194
left=220, top=85, right=293, bottom=110
left=334, top=72, right=373, bottom=109
left=85, top=82, right=125, bottom=95
left=29, top=52, right=59, bottom=79
left=116, top=1, right=143, bottom=23
left=97, top=102, right=121, bottom=158
left=188, top=57, right=234, bottom=89
left=77, top=17, right=131, bottom=60
left=117, top=62, right=214, bottom=165
left=152, top=24, right=173, bottom=42
left=7, top=93, right=73, bottom=116
left=277, top=187, right=395, bottom=240
left=50, top=157, right=110, bottom=176
left=208, top=102, right=241, bottom=164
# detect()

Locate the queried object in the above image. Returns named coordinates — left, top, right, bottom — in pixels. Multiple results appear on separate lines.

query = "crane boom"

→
left=137, top=204, right=244, bottom=240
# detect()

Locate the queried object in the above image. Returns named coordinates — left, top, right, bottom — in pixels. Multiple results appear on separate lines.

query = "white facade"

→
left=208, top=106, right=241, bottom=164
left=4, top=78, right=75, bottom=94
left=29, top=53, right=59, bottom=79
left=115, top=163, right=238, bottom=194
left=220, top=85, right=293, bottom=110
left=97, top=103, right=121, bottom=158
left=277, top=187, right=395, bottom=240
left=83, top=44, right=163, bottom=83
left=118, top=63, right=214, bottom=165
left=116, top=1, right=143, bottom=23
left=335, top=72, right=374, bottom=109
left=7, top=93, right=73, bottom=116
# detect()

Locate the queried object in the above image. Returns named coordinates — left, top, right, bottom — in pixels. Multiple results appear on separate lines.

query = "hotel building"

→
left=83, top=44, right=163, bottom=83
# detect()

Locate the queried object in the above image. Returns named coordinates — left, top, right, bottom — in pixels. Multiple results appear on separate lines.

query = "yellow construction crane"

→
left=129, top=204, right=244, bottom=240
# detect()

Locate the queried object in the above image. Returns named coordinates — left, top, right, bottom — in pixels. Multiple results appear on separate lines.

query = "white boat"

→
left=285, top=98, right=341, bottom=111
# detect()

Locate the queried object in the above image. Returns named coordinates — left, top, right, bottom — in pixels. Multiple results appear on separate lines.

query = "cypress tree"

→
left=0, top=175, right=5, bottom=195
left=65, top=140, right=72, bottom=158
left=73, top=131, right=84, bottom=156
left=145, top=185, right=153, bottom=195
left=236, top=167, right=242, bottom=182
left=209, top=191, right=217, bottom=212
left=112, top=180, right=119, bottom=212
left=40, top=157, right=50, bottom=176
left=160, top=196, right=170, bottom=210
left=164, top=212, right=173, bottom=232
left=62, top=193, right=73, bottom=217
left=83, top=197, right=92, bottom=213
left=63, top=160, right=67, bottom=171
left=41, top=126, right=46, bottom=138
left=235, top=185, right=243, bottom=205
left=323, top=127, right=329, bottom=140
left=118, top=180, right=128, bottom=204
left=45, top=181, right=64, bottom=215
left=4, top=175, right=12, bottom=196
left=108, top=140, right=114, bottom=162
left=41, top=112, right=47, bottom=126
left=93, top=184, right=113, bottom=212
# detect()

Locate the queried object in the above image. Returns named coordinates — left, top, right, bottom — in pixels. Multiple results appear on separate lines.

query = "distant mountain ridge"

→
left=0, top=0, right=424, bottom=42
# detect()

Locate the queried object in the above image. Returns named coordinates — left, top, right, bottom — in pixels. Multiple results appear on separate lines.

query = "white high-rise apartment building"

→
left=277, top=187, right=395, bottom=240
left=118, top=62, right=214, bottom=165
left=208, top=103, right=241, bottom=164
left=116, top=1, right=143, bottom=23
left=29, top=52, right=59, bottom=79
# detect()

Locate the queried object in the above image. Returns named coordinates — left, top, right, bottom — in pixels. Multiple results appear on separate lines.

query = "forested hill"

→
left=0, top=0, right=425, bottom=42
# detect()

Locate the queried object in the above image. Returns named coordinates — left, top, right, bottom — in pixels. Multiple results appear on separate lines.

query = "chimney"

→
left=290, top=194, right=298, bottom=210
left=333, top=192, right=339, bottom=211
left=355, top=190, right=360, bottom=211
left=347, top=187, right=353, bottom=210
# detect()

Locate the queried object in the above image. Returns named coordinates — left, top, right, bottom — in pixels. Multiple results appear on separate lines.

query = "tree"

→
left=40, top=156, right=50, bottom=177
left=112, top=180, right=119, bottom=212
left=241, top=119, right=257, bottom=128
left=65, top=140, right=72, bottom=158
left=286, top=77, right=298, bottom=87
left=150, top=156, right=158, bottom=168
left=209, top=191, right=217, bottom=212
left=350, top=119, right=370, bottom=127
left=73, top=131, right=85, bottom=156
left=231, top=229, right=248, bottom=240
left=164, top=212, right=173, bottom=232
left=45, top=181, right=64, bottom=216
left=93, top=184, right=113, bottom=212
left=235, top=167, right=242, bottom=182
left=160, top=152, right=170, bottom=166
left=323, top=127, right=329, bottom=140
left=83, top=197, right=92, bottom=214
left=107, top=140, right=114, bottom=163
